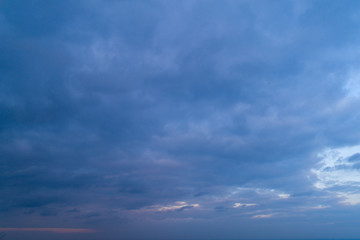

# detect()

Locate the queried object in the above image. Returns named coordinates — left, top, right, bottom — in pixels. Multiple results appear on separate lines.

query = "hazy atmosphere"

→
left=2, top=1, right=360, bottom=239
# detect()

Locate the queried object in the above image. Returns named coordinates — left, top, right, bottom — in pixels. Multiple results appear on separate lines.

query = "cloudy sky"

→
left=2, top=0, right=360, bottom=239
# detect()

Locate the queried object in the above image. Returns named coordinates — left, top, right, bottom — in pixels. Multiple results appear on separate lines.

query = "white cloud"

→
left=344, top=70, right=360, bottom=98
left=277, top=193, right=291, bottom=199
left=227, top=187, right=291, bottom=201
left=337, top=193, right=360, bottom=206
left=312, top=144, right=360, bottom=205
left=252, top=214, right=273, bottom=219
left=233, top=203, right=257, bottom=208
left=310, top=205, right=330, bottom=210
left=254, top=188, right=291, bottom=199
left=153, top=202, right=200, bottom=212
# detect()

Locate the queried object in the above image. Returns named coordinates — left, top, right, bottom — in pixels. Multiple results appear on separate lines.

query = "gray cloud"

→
left=2, top=0, right=360, bottom=239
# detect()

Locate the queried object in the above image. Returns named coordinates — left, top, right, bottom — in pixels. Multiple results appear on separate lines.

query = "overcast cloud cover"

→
left=2, top=0, right=360, bottom=239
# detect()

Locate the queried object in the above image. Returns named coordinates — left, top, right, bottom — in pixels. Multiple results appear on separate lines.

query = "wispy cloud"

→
left=252, top=214, right=274, bottom=219
left=231, top=187, right=291, bottom=200
left=151, top=202, right=200, bottom=212
left=233, top=203, right=257, bottom=208
left=337, top=192, right=360, bottom=205
left=312, top=144, right=360, bottom=205
left=344, top=70, right=360, bottom=98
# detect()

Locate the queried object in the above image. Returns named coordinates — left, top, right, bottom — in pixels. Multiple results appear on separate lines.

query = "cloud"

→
left=344, top=70, right=360, bottom=98
left=312, top=144, right=360, bottom=205
left=2, top=0, right=360, bottom=239
left=233, top=203, right=257, bottom=208
left=278, top=193, right=291, bottom=199
left=151, top=202, right=200, bottom=212
left=308, top=205, right=330, bottom=210
left=231, top=187, right=291, bottom=200
left=336, top=193, right=360, bottom=205
left=252, top=214, right=274, bottom=219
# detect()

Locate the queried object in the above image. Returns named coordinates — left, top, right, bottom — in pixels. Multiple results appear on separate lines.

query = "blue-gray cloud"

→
left=2, top=0, right=360, bottom=239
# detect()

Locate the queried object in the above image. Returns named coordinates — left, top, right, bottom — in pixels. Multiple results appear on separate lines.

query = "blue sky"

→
left=2, top=1, right=360, bottom=239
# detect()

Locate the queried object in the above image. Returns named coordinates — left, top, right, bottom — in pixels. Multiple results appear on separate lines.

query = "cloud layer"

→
left=2, top=0, right=360, bottom=239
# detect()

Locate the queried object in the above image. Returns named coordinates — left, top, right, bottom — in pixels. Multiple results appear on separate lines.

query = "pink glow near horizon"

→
left=0, top=227, right=97, bottom=233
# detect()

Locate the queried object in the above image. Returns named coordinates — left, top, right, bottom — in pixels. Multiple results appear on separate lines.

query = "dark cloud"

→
left=2, top=0, right=360, bottom=239
left=40, top=209, right=58, bottom=217
left=13, top=196, right=63, bottom=209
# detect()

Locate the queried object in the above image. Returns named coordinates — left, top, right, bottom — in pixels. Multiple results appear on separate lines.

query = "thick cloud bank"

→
left=2, top=1, right=360, bottom=239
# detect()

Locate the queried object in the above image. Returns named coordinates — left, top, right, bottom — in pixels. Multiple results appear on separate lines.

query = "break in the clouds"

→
left=2, top=0, right=360, bottom=239
left=312, top=145, right=360, bottom=205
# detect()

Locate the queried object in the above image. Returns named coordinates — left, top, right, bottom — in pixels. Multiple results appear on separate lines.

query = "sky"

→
left=2, top=0, right=360, bottom=239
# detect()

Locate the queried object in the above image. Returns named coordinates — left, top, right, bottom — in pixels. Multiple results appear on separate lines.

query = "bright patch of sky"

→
left=344, top=70, right=360, bottom=98
left=312, top=145, right=360, bottom=205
